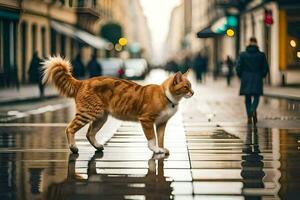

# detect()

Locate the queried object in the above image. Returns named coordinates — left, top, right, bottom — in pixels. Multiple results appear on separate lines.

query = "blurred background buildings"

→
left=0, top=0, right=152, bottom=87
left=1, top=0, right=300, bottom=88
left=165, top=0, right=300, bottom=86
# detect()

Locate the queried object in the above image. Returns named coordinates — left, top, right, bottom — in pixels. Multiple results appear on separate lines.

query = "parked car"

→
left=97, top=58, right=124, bottom=77
left=124, top=59, right=148, bottom=79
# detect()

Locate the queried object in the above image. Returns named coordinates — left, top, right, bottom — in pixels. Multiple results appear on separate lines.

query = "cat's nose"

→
left=185, top=90, right=194, bottom=98
left=189, top=90, right=194, bottom=96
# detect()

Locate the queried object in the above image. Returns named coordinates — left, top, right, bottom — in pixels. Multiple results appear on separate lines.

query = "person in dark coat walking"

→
left=72, top=53, right=85, bottom=79
left=28, top=51, right=44, bottom=98
left=87, top=54, right=102, bottom=78
left=236, top=37, right=269, bottom=124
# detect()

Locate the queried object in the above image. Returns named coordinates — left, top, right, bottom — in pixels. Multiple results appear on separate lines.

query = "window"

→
left=41, top=27, right=46, bottom=58
left=51, top=28, right=56, bottom=55
left=78, top=0, right=84, bottom=7
left=286, top=10, right=300, bottom=69
left=0, top=20, right=3, bottom=73
left=60, top=34, right=66, bottom=57
left=31, top=24, right=37, bottom=55
left=21, top=22, right=27, bottom=82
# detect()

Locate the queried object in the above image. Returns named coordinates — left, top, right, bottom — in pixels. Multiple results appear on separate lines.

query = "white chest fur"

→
left=155, top=105, right=178, bottom=125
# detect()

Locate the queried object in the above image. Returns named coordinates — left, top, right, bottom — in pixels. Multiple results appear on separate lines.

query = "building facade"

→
left=240, top=0, right=300, bottom=85
left=0, top=0, right=110, bottom=87
left=109, top=0, right=152, bottom=60
left=164, top=3, right=184, bottom=62
left=1, top=0, right=153, bottom=87
left=166, top=0, right=300, bottom=86
left=165, top=0, right=237, bottom=73
left=0, top=0, right=20, bottom=87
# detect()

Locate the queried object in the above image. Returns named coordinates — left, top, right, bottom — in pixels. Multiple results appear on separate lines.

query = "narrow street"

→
left=1, top=0, right=300, bottom=199
left=1, top=71, right=300, bottom=199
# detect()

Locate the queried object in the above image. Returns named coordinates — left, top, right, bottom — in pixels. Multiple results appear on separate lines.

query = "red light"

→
left=264, top=9, right=273, bottom=26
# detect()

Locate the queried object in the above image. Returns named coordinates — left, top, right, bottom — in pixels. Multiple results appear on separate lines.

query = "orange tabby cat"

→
left=42, top=56, right=194, bottom=154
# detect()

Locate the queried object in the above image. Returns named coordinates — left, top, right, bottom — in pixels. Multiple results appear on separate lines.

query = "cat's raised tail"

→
left=42, top=56, right=82, bottom=98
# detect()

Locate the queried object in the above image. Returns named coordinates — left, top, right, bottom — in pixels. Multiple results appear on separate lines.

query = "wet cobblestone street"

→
left=1, top=74, right=300, bottom=200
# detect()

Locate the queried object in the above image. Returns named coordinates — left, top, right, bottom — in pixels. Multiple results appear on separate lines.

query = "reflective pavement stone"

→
left=1, top=81, right=300, bottom=199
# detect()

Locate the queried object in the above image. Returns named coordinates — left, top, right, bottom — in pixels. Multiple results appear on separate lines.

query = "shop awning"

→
left=0, top=9, right=20, bottom=21
left=51, top=21, right=110, bottom=49
left=197, top=16, right=238, bottom=38
left=197, top=26, right=221, bottom=38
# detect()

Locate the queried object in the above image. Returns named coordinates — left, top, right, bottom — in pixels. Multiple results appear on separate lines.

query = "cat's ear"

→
left=173, top=72, right=182, bottom=85
left=183, top=68, right=191, bottom=77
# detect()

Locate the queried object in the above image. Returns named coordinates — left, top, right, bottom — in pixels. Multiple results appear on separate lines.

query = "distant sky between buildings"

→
left=140, top=0, right=181, bottom=65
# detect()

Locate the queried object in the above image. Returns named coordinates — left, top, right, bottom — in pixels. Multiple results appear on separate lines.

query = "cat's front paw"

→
left=153, top=153, right=168, bottom=160
left=163, top=148, right=170, bottom=155
left=94, top=143, right=104, bottom=151
left=154, top=147, right=169, bottom=155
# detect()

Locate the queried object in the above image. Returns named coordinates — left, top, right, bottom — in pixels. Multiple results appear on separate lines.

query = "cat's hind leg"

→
left=66, top=115, right=90, bottom=154
left=86, top=112, right=108, bottom=151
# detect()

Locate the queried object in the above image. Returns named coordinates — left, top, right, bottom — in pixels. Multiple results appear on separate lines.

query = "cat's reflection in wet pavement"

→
left=45, top=152, right=173, bottom=200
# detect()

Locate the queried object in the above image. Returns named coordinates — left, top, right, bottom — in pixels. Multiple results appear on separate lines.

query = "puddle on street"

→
left=183, top=94, right=300, bottom=123
left=0, top=123, right=300, bottom=199
left=0, top=97, right=300, bottom=199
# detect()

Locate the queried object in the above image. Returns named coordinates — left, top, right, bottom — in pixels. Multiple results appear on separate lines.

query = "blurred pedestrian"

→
left=236, top=37, right=269, bottom=125
left=181, top=56, right=191, bottom=74
left=193, top=52, right=205, bottom=83
left=225, top=55, right=234, bottom=86
left=202, top=54, right=208, bottom=83
left=118, top=66, right=125, bottom=79
left=87, top=54, right=102, bottom=78
left=72, top=53, right=85, bottom=79
left=165, top=60, right=178, bottom=73
left=28, top=51, right=44, bottom=98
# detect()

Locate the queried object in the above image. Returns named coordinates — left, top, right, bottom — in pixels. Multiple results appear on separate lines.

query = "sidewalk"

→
left=202, top=75, right=300, bottom=101
left=0, top=72, right=299, bottom=105
left=0, top=85, right=59, bottom=105
left=264, top=86, right=300, bottom=100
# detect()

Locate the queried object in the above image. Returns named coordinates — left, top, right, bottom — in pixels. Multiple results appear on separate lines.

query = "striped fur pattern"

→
left=42, top=56, right=81, bottom=97
left=42, top=56, right=194, bottom=154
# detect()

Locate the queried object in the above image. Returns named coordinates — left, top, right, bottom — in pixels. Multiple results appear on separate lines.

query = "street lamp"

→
left=226, top=28, right=235, bottom=37
left=290, top=40, right=297, bottom=48
left=118, top=37, right=127, bottom=46
left=115, top=43, right=122, bottom=51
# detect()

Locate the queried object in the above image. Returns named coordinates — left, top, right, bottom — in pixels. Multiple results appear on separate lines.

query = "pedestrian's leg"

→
left=38, top=82, right=44, bottom=98
left=252, top=95, right=260, bottom=111
left=41, top=85, right=44, bottom=97
left=252, top=95, right=260, bottom=124
left=199, top=72, right=202, bottom=83
left=226, top=75, right=230, bottom=86
left=245, top=95, right=252, bottom=124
